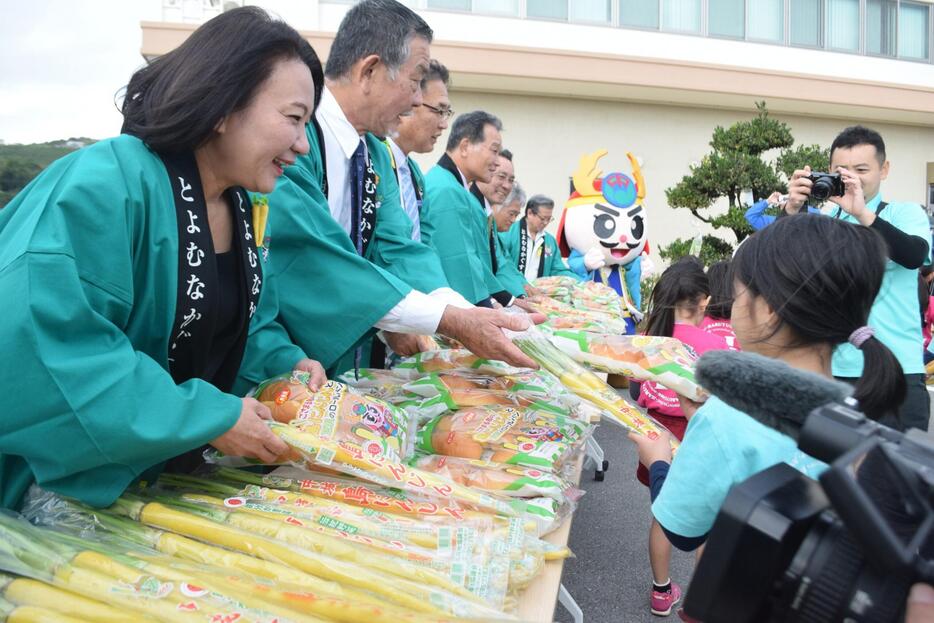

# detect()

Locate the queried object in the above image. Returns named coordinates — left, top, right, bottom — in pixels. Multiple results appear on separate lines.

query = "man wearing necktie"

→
left=243, top=0, right=536, bottom=384
left=385, top=59, right=453, bottom=243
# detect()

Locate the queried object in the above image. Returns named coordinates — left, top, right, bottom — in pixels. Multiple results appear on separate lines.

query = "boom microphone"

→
left=695, top=350, right=854, bottom=441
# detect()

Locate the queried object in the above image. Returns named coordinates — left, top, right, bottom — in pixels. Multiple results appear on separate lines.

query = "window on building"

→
left=570, top=0, right=612, bottom=22
left=473, top=0, right=519, bottom=14
left=825, top=0, right=860, bottom=51
left=662, top=0, right=701, bottom=32
left=527, top=0, right=568, bottom=20
left=866, top=0, right=897, bottom=56
left=709, top=0, right=745, bottom=38
left=898, top=1, right=930, bottom=59
left=427, top=0, right=471, bottom=10
left=620, top=0, right=660, bottom=28
left=790, top=0, right=821, bottom=46
left=748, top=0, right=784, bottom=41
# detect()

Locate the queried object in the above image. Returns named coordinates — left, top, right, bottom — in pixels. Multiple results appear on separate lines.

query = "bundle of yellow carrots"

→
left=509, top=325, right=681, bottom=452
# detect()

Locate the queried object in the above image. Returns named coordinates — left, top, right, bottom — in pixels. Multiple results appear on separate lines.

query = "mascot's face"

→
left=559, top=151, right=648, bottom=267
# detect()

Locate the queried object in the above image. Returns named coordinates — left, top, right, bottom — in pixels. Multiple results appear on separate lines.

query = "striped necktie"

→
left=397, top=158, right=421, bottom=241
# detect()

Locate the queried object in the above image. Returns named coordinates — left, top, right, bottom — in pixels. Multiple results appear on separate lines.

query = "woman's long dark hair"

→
left=644, top=256, right=709, bottom=337
left=705, top=260, right=732, bottom=320
left=122, top=6, right=323, bottom=153
left=732, top=214, right=905, bottom=422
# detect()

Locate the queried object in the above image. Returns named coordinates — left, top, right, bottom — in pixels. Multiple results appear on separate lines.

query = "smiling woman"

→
left=0, top=6, right=327, bottom=510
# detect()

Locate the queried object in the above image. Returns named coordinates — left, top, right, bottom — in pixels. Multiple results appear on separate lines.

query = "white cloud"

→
left=0, top=1, right=145, bottom=143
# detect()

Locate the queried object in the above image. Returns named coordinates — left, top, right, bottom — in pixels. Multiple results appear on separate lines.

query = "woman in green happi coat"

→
left=0, top=7, right=327, bottom=510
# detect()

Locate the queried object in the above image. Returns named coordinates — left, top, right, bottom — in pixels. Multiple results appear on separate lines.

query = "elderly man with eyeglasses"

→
left=500, top=194, right=582, bottom=281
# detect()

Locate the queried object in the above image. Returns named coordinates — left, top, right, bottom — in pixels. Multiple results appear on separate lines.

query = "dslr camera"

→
left=684, top=403, right=934, bottom=622
left=806, top=172, right=845, bottom=201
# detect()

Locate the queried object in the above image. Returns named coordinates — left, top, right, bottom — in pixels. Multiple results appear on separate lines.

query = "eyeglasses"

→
left=421, top=102, right=454, bottom=120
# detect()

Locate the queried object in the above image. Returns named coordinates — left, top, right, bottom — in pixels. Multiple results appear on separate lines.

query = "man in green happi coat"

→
left=422, top=111, right=523, bottom=308
left=500, top=194, right=582, bottom=282
left=239, top=0, right=534, bottom=385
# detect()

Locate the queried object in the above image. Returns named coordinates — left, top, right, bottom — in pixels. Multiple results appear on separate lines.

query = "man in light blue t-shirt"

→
left=784, top=126, right=930, bottom=431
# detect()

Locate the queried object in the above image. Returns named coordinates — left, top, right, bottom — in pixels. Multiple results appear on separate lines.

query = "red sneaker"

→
left=651, top=582, right=682, bottom=616
left=677, top=606, right=701, bottom=622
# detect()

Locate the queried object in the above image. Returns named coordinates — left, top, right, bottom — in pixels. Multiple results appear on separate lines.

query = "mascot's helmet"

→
left=556, top=150, right=648, bottom=267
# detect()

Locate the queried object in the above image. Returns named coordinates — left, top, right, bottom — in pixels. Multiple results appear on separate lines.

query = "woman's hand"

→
left=210, top=398, right=289, bottom=463
left=628, top=429, right=673, bottom=468
left=293, top=358, right=327, bottom=391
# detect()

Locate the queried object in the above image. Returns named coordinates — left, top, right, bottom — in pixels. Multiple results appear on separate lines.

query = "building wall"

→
left=140, top=0, right=934, bottom=257
left=409, top=90, right=934, bottom=251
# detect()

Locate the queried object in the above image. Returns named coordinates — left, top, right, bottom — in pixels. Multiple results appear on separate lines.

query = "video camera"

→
left=683, top=402, right=934, bottom=622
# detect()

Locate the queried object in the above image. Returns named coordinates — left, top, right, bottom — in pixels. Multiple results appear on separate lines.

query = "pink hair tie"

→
left=848, top=326, right=875, bottom=349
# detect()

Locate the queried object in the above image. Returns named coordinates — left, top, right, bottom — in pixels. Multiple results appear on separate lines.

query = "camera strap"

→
left=832, top=201, right=887, bottom=220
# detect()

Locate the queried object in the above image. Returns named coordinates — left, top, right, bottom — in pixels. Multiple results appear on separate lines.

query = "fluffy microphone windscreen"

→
left=695, top=350, right=853, bottom=440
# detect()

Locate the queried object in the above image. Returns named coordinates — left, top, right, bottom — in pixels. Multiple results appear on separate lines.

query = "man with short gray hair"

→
left=422, top=111, right=517, bottom=308
left=244, top=0, right=534, bottom=381
left=493, top=182, right=525, bottom=233
left=500, top=194, right=581, bottom=281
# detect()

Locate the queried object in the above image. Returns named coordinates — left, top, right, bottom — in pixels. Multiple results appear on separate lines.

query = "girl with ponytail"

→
left=628, top=214, right=902, bottom=574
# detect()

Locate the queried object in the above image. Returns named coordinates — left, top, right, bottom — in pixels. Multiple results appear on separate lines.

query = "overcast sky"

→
left=0, top=1, right=145, bottom=144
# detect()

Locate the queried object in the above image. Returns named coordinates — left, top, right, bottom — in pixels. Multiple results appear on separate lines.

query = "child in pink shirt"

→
left=630, top=257, right=730, bottom=616
left=700, top=260, right=740, bottom=351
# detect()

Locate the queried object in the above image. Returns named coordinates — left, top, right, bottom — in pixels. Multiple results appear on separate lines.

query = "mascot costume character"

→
left=556, top=149, right=649, bottom=334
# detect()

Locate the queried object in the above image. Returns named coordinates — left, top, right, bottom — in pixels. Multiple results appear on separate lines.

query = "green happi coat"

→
left=421, top=160, right=507, bottom=304
left=0, top=135, right=302, bottom=510
left=499, top=219, right=581, bottom=280
left=239, top=124, right=450, bottom=382
left=492, top=225, right=530, bottom=296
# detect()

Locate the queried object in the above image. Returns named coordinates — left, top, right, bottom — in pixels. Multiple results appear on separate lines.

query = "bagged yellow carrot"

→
left=214, top=466, right=485, bottom=524
left=0, top=513, right=296, bottom=623
left=543, top=329, right=707, bottom=401
left=265, top=423, right=520, bottom=517
left=0, top=572, right=136, bottom=623
left=508, top=323, right=680, bottom=452
left=108, top=496, right=507, bottom=618
left=25, top=492, right=459, bottom=623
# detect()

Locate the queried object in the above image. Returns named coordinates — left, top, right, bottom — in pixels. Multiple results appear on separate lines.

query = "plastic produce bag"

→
left=543, top=329, right=707, bottom=401
left=392, top=349, right=528, bottom=380
left=252, top=372, right=416, bottom=462
left=401, top=373, right=571, bottom=418
left=415, top=407, right=587, bottom=471
left=337, top=368, right=412, bottom=404
left=411, top=455, right=581, bottom=503
left=509, top=323, right=680, bottom=452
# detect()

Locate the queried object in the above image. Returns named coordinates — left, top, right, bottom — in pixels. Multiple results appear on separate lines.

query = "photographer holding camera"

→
left=783, top=126, right=931, bottom=431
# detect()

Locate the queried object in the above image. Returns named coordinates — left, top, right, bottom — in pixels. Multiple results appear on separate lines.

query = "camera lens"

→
left=776, top=512, right=910, bottom=622
left=811, top=178, right=833, bottom=201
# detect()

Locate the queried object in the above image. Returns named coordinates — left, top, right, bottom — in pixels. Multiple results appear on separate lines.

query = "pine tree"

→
left=661, top=102, right=829, bottom=263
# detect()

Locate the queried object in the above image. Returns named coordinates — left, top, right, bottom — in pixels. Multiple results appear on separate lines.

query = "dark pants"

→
left=836, top=373, right=930, bottom=432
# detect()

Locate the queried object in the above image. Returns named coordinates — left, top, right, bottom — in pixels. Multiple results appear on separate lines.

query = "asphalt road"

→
left=553, top=388, right=934, bottom=623
left=554, top=422, right=696, bottom=623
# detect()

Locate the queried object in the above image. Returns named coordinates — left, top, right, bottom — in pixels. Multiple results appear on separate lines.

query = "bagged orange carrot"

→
left=252, top=372, right=416, bottom=462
